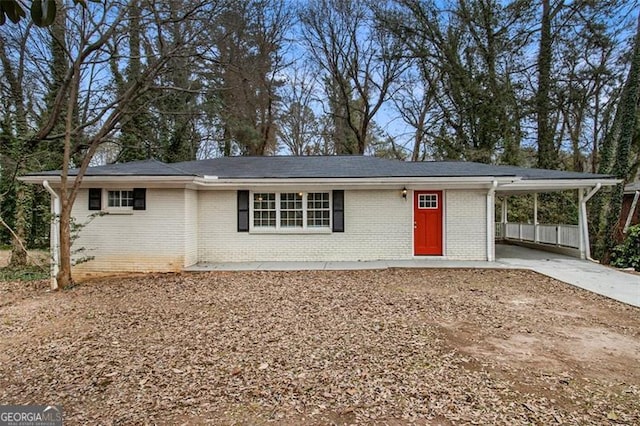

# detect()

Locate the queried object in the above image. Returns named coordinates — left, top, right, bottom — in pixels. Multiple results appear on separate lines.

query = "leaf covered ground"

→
left=1, top=269, right=639, bottom=425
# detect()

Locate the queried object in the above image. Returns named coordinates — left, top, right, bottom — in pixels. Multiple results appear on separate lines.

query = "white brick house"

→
left=22, top=156, right=617, bottom=274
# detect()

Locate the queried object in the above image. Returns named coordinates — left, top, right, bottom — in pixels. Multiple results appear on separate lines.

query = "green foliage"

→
left=610, top=224, right=640, bottom=271
left=0, top=0, right=89, bottom=27
left=594, top=16, right=640, bottom=262
left=69, top=212, right=103, bottom=266
left=0, top=265, right=48, bottom=282
left=495, top=192, right=579, bottom=225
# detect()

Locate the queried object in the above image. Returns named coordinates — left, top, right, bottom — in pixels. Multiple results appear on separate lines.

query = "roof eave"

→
left=497, top=178, right=620, bottom=194
left=192, top=176, right=519, bottom=189
left=19, top=175, right=195, bottom=185
left=20, top=175, right=620, bottom=192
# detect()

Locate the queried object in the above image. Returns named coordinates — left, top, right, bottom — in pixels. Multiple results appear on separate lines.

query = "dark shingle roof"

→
left=26, top=156, right=614, bottom=180
left=31, top=159, right=194, bottom=177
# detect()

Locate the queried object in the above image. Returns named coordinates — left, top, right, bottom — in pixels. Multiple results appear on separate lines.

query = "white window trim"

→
left=418, top=193, right=439, bottom=209
left=249, top=191, right=332, bottom=234
left=104, top=189, right=135, bottom=213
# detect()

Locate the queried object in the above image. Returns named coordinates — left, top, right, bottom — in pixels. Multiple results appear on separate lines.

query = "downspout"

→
left=623, top=190, right=640, bottom=233
left=43, top=180, right=60, bottom=291
left=580, top=183, right=601, bottom=262
left=487, top=180, right=498, bottom=261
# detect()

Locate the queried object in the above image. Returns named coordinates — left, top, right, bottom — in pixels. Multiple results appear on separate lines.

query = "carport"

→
left=494, top=175, right=618, bottom=260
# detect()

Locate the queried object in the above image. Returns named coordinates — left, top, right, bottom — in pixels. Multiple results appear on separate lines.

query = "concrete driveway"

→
left=495, top=244, right=640, bottom=307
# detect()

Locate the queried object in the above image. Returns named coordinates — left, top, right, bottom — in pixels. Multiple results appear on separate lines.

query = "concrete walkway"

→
left=185, top=244, right=640, bottom=307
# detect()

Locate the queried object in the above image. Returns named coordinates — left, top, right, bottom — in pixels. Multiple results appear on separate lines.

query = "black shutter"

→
left=132, top=188, right=146, bottom=210
left=88, top=188, right=102, bottom=210
left=237, top=190, right=249, bottom=232
left=332, top=190, right=344, bottom=232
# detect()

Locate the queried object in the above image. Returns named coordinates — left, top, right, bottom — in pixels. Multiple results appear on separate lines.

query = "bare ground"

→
left=0, top=269, right=639, bottom=425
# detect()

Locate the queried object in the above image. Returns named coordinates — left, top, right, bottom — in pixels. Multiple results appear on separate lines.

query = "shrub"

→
left=610, top=224, right=640, bottom=271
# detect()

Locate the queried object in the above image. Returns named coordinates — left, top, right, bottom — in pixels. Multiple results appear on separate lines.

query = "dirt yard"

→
left=1, top=269, right=638, bottom=425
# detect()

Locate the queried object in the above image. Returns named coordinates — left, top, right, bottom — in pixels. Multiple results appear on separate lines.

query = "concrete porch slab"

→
left=184, top=259, right=512, bottom=272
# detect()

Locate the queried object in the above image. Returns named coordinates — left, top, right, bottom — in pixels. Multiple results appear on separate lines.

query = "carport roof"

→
left=24, top=156, right=616, bottom=181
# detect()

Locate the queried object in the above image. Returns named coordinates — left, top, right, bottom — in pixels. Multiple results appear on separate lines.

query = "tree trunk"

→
left=8, top=184, right=28, bottom=266
left=56, top=198, right=73, bottom=287
left=536, top=0, right=556, bottom=169
left=600, top=13, right=640, bottom=262
left=1, top=31, right=31, bottom=266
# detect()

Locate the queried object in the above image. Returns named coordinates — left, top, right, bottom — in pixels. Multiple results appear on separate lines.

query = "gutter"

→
left=487, top=180, right=498, bottom=261
left=42, top=181, right=60, bottom=291
left=496, top=178, right=620, bottom=192
left=19, top=175, right=195, bottom=185
left=192, top=176, right=519, bottom=189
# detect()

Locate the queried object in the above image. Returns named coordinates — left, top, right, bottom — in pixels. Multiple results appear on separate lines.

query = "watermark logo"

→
left=0, top=405, right=63, bottom=426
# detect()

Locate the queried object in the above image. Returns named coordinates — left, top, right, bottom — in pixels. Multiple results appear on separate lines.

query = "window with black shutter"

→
left=238, top=190, right=343, bottom=233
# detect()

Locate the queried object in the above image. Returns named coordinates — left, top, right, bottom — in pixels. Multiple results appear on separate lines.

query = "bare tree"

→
left=210, top=0, right=292, bottom=156
left=278, top=64, right=323, bottom=155
left=15, top=0, right=213, bottom=288
left=389, top=62, right=439, bottom=161
left=382, top=0, right=526, bottom=163
left=300, top=0, right=405, bottom=154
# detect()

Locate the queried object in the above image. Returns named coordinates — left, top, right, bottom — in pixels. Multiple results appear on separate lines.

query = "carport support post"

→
left=579, top=184, right=602, bottom=261
left=533, top=193, right=538, bottom=243
left=487, top=181, right=498, bottom=261
left=501, top=196, right=508, bottom=238
left=578, top=189, right=586, bottom=259
left=624, top=190, right=640, bottom=233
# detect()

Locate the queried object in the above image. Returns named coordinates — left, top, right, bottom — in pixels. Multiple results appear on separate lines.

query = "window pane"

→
left=280, top=193, right=302, bottom=227
left=307, top=192, right=330, bottom=227
left=253, top=193, right=276, bottom=227
left=122, top=191, right=134, bottom=207
left=419, top=194, right=438, bottom=209
left=107, top=191, right=118, bottom=207
left=107, top=190, right=138, bottom=208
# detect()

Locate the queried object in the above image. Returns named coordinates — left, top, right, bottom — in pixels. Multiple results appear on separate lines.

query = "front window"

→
left=253, top=193, right=276, bottom=227
left=252, top=192, right=331, bottom=230
left=108, top=190, right=134, bottom=208
left=307, top=192, right=330, bottom=227
left=280, top=193, right=303, bottom=228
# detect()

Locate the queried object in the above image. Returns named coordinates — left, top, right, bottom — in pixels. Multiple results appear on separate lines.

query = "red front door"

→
left=414, top=191, right=443, bottom=255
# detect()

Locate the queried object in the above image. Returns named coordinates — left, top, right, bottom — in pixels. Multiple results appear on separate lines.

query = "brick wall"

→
left=71, top=188, right=187, bottom=273
left=445, top=189, right=488, bottom=260
left=197, top=189, right=413, bottom=262
left=70, top=186, right=490, bottom=273
left=184, top=189, right=199, bottom=267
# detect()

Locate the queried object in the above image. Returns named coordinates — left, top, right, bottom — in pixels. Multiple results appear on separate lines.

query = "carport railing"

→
left=496, top=222, right=580, bottom=249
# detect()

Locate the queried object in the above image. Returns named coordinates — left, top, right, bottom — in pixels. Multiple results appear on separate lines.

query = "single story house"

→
left=22, top=156, right=618, bottom=274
